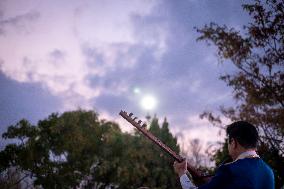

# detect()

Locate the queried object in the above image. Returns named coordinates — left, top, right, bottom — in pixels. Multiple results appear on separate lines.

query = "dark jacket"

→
left=199, top=158, right=274, bottom=189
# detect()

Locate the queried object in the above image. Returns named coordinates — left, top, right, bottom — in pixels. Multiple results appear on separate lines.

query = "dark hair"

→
left=226, top=121, right=259, bottom=149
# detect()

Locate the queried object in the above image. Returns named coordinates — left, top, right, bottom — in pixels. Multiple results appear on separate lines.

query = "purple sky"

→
left=0, top=0, right=250, bottom=151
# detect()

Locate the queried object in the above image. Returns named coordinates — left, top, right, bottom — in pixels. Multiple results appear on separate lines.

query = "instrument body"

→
left=119, top=110, right=211, bottom=185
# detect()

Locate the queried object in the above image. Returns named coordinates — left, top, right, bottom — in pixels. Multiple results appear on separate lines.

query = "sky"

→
left=0, top=0, right=251, bottom=152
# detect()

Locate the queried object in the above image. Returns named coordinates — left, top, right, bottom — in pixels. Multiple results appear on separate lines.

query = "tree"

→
left=188, top=139, right=203, bottom=168
left=197, top=0, right=284, bottom=187
left=90, top=115, right=181, bottom=189
left=131, top=116, right=180, bottom=189
left=0, top=110, right=123, bottom=188
left=0, top=111, right=182, bottom=188
left=0, top=167, right=22, bottom=189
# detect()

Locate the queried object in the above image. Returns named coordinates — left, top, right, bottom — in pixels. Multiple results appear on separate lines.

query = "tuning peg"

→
left=141, top=123, right=147, bottom=128
left=138, top=120, right=142, bottom=124
left=129, top=113, right=133, bottom=117
left=133, top=117, right=138, bottom=121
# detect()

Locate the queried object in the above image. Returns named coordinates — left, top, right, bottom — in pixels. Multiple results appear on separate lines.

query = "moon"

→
left=141, top=95, right=157, bottom=110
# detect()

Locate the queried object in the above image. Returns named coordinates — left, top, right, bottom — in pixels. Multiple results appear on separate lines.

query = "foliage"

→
left=145, top=116, right=180, bottom=189
left=0, top=110, right=181, bottom=189
left=0, top=167, right=22, bottom=189
left=197, top=0, right=284, bottom=187
left=0, top=110, right=107, bottom=188
left=114, top=115, right=180, bottom=189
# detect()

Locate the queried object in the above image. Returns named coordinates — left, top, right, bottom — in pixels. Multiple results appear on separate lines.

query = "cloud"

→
left=0, top=0, right=238, bottom=114
left=170, top=114, right=231, bottom=156
left=0, top=0, right=170, bottom=110
left=0, top=71, right=62, bottom=129
left=0, top=11, right=40, bottom=35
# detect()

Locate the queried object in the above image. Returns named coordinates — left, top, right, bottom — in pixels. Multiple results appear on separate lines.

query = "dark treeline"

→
left=0, top=110, right=182, bottom=189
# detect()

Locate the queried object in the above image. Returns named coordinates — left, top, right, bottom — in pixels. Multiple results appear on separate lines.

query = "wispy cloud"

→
left=0, top=0, right=169, bottom=110
left=0, top=11, right=40, bottom=35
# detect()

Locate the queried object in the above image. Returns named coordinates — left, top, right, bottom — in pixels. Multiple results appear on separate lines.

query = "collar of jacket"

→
left=236, top=150, right=259, bottom=161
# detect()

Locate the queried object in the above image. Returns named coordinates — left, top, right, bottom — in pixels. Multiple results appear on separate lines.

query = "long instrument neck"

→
left=119, top=111, right=209, bottom=184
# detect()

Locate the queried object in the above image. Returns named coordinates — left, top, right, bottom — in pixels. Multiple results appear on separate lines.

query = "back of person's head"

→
left=226, top=121, right=259, bottom=149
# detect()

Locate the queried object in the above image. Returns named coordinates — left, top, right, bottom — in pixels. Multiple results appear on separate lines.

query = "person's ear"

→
left=232, top=138, right=238, bottom=149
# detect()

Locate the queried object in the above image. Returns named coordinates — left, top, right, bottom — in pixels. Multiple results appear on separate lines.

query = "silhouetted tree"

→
left=197, top=0, right=284, bottom=187
left=0, top=111, right=181, bottom=189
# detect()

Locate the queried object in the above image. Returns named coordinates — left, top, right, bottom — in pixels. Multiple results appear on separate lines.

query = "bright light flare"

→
left=141, top=95, right=157, bottom=110
left=133, top=87, right=141, bottom=94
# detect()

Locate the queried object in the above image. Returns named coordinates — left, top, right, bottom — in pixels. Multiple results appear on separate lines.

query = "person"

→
left=173, top=121, right=275, bottom=189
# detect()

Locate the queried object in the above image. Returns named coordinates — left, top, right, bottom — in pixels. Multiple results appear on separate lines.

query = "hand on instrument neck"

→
left=174, top=160, right=187, bottom=177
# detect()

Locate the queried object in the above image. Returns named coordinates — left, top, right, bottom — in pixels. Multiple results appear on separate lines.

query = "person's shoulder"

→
left=216, top=163, right=232, bottom=176
left=214, top=158, right=274, bottom=188
left=221, top=157, right=258, bottom=172
left=258, top=158, right=272, bottom=168
left=258, top=158, right=274, bottom=175
left=223, top=158, right=274, bottom=176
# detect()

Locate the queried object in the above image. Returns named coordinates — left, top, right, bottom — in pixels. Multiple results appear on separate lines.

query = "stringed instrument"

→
left=119, top=110, right=212, bottom=185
